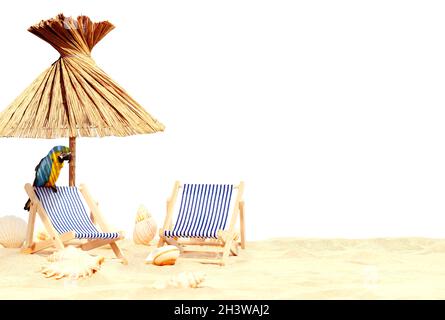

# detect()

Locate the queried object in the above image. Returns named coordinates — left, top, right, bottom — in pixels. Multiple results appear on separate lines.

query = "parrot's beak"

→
left=58, top=152, right=72, bottom=163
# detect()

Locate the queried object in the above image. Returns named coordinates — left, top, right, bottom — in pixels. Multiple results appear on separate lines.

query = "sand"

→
left=1, top=237, right=445, bottom=299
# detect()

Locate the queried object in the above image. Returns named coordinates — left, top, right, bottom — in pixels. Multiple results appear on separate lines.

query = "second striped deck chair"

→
left=22, top=183, right=127, bottom=264
left=158, top=181, right=245, bottom=265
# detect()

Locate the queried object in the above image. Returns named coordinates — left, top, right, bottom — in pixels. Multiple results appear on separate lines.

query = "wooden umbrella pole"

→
left=69, top=137, right=76, bottom=186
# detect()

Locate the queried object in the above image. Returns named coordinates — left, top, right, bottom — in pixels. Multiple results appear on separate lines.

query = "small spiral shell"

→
left=153, top=272, right=206, bottom=289
left=36, top=229, right=50, bottom=241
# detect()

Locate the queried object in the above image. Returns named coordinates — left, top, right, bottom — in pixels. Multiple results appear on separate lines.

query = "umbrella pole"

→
left=69, top=137, right=76, bottom=186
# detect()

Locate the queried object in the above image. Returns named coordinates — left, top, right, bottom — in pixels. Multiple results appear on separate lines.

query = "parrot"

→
left=24, top=145, right=72, bottom=211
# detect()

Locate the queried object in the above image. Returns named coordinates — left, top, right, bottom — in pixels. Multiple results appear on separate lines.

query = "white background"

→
left=0, top=0, right=444, bottom=240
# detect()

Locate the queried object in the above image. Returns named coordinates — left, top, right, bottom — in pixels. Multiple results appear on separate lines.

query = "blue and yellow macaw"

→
left=24, top=146, right=71, bottom=211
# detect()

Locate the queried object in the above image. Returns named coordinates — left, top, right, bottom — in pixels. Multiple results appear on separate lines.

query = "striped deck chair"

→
left=158, top=181, right=245, bottom=265
left=22, top=183, right=127, bottom=264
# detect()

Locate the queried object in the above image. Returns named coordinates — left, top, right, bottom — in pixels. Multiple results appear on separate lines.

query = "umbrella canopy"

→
left=0, top=14, right=165, bottom=185
left=0, top=14, right=164, bottom=138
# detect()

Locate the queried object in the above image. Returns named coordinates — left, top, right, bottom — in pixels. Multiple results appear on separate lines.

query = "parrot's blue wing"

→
left=34, top=157, right=44, bottom=172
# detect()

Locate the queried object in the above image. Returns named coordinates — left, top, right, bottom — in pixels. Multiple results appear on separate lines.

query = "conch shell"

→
left=41, top=246, right=104, bottom=280
left=0, top=215, right=27, bottom=248
left=153, top=272, right=206, bottom=289
left=133, top=205, right=157, bottom=245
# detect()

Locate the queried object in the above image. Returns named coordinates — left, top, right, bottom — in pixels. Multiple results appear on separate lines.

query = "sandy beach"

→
left=1, top=237, right=445, bottom=299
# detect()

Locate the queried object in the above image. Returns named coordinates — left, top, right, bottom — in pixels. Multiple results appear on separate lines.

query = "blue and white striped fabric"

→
left=165, top=184, right=234, bottom=239
left=34, top=186, right=119, bottom=240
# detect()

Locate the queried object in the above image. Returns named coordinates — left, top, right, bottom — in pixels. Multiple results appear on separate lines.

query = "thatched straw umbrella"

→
left=0, top=14, right=165, bottom=185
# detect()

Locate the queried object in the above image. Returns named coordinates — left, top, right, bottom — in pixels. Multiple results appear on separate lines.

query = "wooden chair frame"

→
left=22, top=183, right=127, bottom=264
left=158, top=181, right=245, bottom=266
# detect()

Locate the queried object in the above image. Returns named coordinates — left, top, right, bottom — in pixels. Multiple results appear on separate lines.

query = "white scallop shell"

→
left=0, top=215, right=27, bottom=248
left=153, top=272, right=206, bottom=289
left=41, top=246, right=104, bottom=280
left=133, top=205, right=157, bottom=245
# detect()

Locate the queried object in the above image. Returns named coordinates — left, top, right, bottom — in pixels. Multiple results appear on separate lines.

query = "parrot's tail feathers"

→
left=24, top=199, right=31, bottom=212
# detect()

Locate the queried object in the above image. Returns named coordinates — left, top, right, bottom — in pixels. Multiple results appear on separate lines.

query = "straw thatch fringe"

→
left=0, top=14, right=165, bottom=138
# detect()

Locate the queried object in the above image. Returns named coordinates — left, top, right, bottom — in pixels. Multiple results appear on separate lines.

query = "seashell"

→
left=153, top=272, right=206, bottom=289
left=41, top=246, right=104, bottom=280
left=135, top=205, right=149, bottom=223
left=145, top=245, right=180, bottom=266
left=0, top=215, right=27, bottom=248
left=133, top=205, right=157, bottom=245
left=36, top=229, right=50, bottom=241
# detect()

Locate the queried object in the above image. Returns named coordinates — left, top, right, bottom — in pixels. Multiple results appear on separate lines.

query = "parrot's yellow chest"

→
left=44, top=154, right=65, bottom=187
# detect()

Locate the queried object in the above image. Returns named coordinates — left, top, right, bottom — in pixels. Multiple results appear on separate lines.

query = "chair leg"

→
left=23, top=205, right=37, bottom=251
left=110, top=242, right=127, bottom=265
left=81, top=238, right=116, bottom=251
left=157, top=236, right=166, bottom=248
left=22, top=231, right=75, bottom=254
left=221, top=237, right=234, bottom=265
left=239, top=201, right=245, bottom=249
left=164, top=237, right=184, bottom=253
left=22, top=238, right=54, bottom=254
left=230, top=242, right=239, bottom=256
